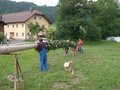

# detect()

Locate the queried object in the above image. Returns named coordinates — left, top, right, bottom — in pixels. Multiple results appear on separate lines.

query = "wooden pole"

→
left=0, top=44, right=37, bottom=54
left=8, top=52, right=24, bottom=90
left=14, top=55, right=17, bottom=90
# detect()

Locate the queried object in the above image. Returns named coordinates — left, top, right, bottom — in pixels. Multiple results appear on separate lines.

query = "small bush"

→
left=0, top=32, right=5, bottom=42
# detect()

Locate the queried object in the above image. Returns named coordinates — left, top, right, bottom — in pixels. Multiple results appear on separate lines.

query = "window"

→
left=16, top=33, right=18, bottom=37
left=13, top=24, right=14, bottom=28
left=22, top=33, right=24, bottom=37
left=7, top=25, right=9, bottom=28
left=22, top=24, right=24, bottom=28
left=34, top=16, right=36, bottom=20
left=16, top=24, right=18, bottom=28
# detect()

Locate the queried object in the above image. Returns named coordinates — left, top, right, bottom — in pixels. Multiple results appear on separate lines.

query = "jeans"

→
left=78, top=46, right=83, bottom=54
left=39, top=48, right=48, bottom=72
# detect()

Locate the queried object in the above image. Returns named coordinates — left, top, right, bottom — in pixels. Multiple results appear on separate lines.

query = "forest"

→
left=56, top=0, right=120, bottom=40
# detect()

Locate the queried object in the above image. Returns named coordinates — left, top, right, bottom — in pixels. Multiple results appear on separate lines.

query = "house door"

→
left=10, top=32, right=14, bottom=39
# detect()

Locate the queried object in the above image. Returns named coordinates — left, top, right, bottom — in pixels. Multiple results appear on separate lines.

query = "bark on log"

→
left=0, top=44, right=37, bottom=54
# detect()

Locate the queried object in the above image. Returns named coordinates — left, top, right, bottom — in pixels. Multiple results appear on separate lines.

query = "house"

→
left=2, top=9, right=51, bottom=40
left=0, top=15, right=6, bottom=34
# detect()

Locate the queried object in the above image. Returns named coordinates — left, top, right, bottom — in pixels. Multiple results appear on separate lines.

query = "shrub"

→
left=0, top=32, right=5, bottom=42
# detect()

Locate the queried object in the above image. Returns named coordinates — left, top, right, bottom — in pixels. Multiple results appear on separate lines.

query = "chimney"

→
left=30, top=8, right=33, bottom=13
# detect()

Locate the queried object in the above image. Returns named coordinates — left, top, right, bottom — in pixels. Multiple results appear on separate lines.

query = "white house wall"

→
left=4, top=23, right=26, bottom=40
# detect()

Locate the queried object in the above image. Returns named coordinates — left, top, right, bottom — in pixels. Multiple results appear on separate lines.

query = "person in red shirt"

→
left=77, top=39, right=83, bottom=54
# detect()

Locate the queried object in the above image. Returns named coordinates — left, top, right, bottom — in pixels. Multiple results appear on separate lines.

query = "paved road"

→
left=0, top=39, right=35, bottom=46
left=9, top=39, right=35, bottom=45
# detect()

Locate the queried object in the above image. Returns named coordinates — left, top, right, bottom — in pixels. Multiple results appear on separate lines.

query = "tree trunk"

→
left=0, top=44, right=37, bottom=54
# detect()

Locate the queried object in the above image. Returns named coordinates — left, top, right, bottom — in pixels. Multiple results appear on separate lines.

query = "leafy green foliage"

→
left=56, top=0, right=120, bottom=40
left=46, top=24, right=57, bottom=40
left=0, top=32, right=5, bottom=42
left=95, top=0, right=120, bottom=39
left=47, top=40, right=75, bottom=51
left=56, top=0, right=99, bottom=40
left=28, top=22, right=46, bottom=39
left=86, top=22, right=102, bottom=41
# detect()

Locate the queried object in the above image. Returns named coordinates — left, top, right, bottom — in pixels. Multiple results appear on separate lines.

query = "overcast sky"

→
left=12, top=0, right=59, bottom=6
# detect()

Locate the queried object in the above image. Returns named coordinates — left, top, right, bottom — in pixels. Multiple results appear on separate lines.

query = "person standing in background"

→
left=77, top=39, right=84, bottom=54
left=64, top=38, right=71, bottom=56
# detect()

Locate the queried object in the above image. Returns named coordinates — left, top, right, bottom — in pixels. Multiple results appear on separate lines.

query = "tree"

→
left=28, top=22, right=46, bottom=39
left=56, top=0, right=120, bottom=41
left=46, top=24, right=57, bottom=40
left=95, top=0, right=120, bottom=39
left=56, top=0, right=101, bottom=40
left=86, top=22, right=102, bottom=41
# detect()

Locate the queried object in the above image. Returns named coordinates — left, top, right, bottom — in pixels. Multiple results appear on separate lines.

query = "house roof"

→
left=0, top=15, right=6, bottom=25
left=2, top=10, right=51, bottom=24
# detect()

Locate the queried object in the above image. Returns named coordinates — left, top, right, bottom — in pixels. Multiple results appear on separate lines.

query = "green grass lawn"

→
left=0, top=41, right=120, bottom=90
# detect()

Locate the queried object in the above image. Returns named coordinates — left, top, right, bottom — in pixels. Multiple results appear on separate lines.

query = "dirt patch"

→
left=52, top=82, right=69, bottom=90
left=71, top=78, right=80, bottom=85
